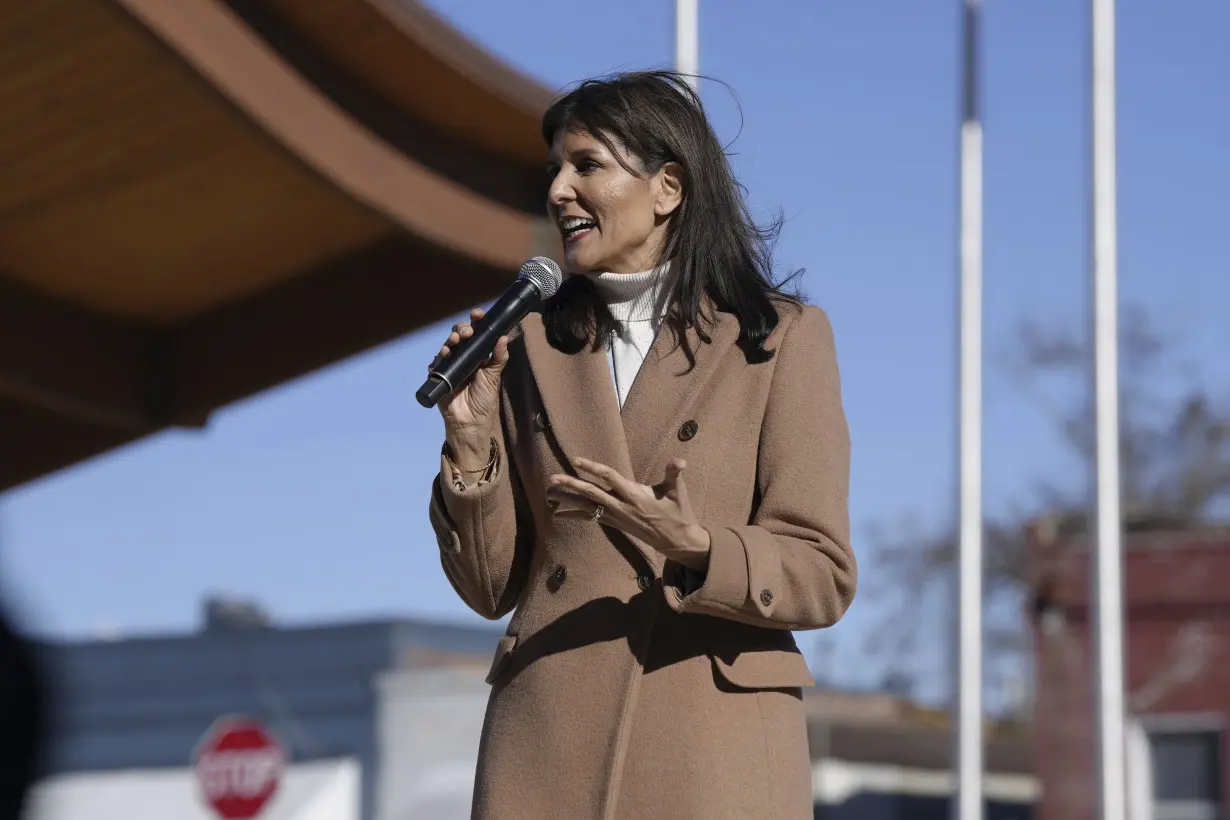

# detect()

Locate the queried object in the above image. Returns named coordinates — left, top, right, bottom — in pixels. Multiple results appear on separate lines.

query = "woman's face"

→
left=547, top=128, right=683, bottom=274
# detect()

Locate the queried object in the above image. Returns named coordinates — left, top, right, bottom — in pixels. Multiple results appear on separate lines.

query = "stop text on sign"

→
left=198, top=748, right=285, bottom=800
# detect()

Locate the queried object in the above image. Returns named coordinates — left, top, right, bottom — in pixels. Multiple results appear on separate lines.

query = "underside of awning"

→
left=0, top=0, right=558, bottom=491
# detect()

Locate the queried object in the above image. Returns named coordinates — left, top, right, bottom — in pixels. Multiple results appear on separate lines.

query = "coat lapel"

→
left=519, top=309, right=740, bottom=573
left=519, top=316, right=635, bottom=485
left=521, top=316, right=664, bottom=569
left=619, top=310, right=741, bottom=484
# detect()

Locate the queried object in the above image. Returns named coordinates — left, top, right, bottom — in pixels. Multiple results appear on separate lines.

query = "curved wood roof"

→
left=0, top=0, right=560, bottom=491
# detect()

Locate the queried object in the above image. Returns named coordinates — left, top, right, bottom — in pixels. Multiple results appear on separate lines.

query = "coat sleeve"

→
left=428, top=396, right=534, bottom=621
left=666, top=304, right=857, bottom=631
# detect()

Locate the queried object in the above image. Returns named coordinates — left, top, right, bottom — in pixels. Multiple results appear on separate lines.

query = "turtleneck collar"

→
left=584, top=262, right=673, bottom=323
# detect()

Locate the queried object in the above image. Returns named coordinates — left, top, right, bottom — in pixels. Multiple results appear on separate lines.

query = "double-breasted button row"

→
left=552, top=569, right=657, bottom=593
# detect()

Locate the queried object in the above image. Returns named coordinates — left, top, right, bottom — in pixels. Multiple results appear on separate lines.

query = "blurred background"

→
left=1, top=1, right=1226, bottom=819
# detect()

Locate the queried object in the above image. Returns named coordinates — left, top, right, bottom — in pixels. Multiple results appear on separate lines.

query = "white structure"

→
left=955, top=1, right=985, bottom=819
left=1089, top=1, right=1127, bottom=819
left=812, top=760, right=1036, bottom=808
left=23, top=759, right=361, bottom=820
left=1125, top=719, right=1154, bottom=820
left=675, top=0, right=698, bottom=88
left=372, top=667, right=492, bottom=820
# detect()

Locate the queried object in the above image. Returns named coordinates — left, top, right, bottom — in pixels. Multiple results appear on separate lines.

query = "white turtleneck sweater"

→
left=584, top=266, right=672, bottom=409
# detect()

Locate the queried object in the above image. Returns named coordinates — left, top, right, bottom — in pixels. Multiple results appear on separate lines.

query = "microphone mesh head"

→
left=518, top=256, right=563, bottom=300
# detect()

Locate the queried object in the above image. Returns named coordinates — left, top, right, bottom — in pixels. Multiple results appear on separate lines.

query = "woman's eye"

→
left=546, top=159, right=600, bottom=180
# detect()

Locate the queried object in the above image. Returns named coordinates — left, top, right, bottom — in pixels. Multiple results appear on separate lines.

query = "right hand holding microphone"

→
left=435, top=307, right=508, bottom=469
left=417, top=256, right=562, bottom=470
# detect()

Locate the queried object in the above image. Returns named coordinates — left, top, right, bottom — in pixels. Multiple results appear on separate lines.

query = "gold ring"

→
left=591, top=505, right=604, bottom=522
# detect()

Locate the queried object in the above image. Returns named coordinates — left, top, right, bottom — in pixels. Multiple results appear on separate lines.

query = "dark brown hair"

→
left=540, top=70, right=801, bottom=363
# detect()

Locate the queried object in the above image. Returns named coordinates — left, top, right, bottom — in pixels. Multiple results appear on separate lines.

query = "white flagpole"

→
left=1090, top=0, right=1127, bottom=818
left=675, top=0, right=699, bottom=90
left=955, top=1, right=984, bottom=819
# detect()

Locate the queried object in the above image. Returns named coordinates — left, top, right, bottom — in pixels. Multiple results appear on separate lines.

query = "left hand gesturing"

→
left=547, top=457, right=711, bottom=572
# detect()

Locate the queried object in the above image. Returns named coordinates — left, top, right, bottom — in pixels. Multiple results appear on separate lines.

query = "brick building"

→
left=1029, top=518, right=1229, bottom=820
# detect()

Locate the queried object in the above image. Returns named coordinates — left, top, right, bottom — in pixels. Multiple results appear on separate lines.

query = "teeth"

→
left=561, top=217, right=595, bottom=231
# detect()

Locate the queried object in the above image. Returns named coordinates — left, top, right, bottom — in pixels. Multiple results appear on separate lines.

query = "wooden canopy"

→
left=0, top=0, right=558, bottom=491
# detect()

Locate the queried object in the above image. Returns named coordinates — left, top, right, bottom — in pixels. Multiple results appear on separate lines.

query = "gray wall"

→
left=34, top=617, right=500, bottom=820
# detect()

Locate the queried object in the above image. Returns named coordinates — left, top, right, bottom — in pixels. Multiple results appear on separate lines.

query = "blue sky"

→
left=2, top=1, right=1227, bottom=693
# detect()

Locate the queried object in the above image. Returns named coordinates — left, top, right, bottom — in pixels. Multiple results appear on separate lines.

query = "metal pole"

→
left=1090, top=0, right=1126, bottom=818
left=675, top=0, right=699, bottom=90
left=955, top=2, right=984, bottom=819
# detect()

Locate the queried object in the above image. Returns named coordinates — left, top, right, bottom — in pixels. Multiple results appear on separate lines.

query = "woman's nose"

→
left=548, top=173, right=575, bottom=208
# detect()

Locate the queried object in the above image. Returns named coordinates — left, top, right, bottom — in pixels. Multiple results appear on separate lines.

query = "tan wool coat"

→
left=427, top=299, right=856, bottom=820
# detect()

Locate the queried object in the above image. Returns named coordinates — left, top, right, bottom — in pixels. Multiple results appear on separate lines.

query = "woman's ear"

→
left=653, top=162, right=684, bottom=218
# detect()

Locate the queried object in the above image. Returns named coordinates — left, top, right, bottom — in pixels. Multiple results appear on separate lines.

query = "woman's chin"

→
left=562, top=249, right=597, bottom=274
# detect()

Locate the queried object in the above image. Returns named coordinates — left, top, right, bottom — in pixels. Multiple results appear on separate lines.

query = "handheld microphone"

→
left=416, top=256, right=563, bottom=408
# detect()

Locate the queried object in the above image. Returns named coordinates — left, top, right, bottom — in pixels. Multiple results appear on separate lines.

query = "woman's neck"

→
left=584, top=263, right=673, bottom=323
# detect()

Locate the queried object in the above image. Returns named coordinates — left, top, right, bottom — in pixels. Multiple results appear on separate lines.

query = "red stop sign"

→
left=193, top=717, right=286, bottom=819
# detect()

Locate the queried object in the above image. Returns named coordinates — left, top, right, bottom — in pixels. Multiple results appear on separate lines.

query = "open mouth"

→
left=560, top=216, right=597, bottom=243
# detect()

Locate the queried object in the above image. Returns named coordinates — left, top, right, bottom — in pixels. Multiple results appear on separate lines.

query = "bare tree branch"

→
left=864, top=306, right=1229, bottom=708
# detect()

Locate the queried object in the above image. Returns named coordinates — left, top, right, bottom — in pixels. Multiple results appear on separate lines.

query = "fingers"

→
left=547, top=474, right=612, bottom=504
left=555, top=510, right=598, bottom=521
left=431, top=305, right=510, bottom=375
left=438, top=307, right=487, bottom=356
left=547, top=474, right=622, bottom=515
left=573, top=457, right=639, bottom=500
left=659, top=459, right=688, bottom=491
left=489, top=336, right=510, bottom=369
left=663, top=458, right=690, bottom=507
left=546, top=480, right=637, bottom=535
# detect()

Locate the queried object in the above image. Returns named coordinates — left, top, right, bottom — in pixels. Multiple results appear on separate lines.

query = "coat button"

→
left=547, top=565, right=567, bottom=592
left=533, top=410, right=549, bottom=431
left=637, top=573, right=654, bottom=591
left=677, top=420, right=699, bottom=441
left=759, top=589, right=774, bottom=607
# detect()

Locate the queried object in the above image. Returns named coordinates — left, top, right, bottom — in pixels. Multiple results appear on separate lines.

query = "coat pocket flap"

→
left=711, top=647, right=815, bottom=690
left=485, top=634, right=519, bottom=684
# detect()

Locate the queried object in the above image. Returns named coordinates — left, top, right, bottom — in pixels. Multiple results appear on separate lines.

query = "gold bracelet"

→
left=446, top=438, right=498, bottom=474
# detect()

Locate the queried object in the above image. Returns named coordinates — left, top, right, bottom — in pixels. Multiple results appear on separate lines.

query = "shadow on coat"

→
left=499, top=590, right=805, bottom=695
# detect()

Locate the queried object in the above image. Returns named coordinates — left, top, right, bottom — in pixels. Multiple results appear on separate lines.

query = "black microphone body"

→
left=416, top=257, right=562, bottom=408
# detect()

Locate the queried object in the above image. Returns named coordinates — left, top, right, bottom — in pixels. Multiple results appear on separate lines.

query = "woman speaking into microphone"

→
left=426, top=70, right=855, bottom=820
